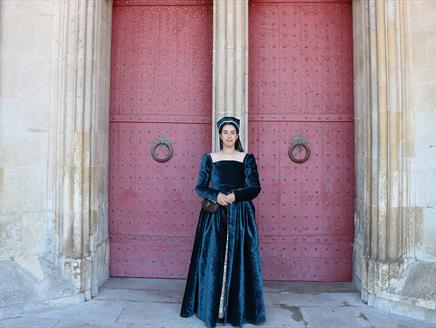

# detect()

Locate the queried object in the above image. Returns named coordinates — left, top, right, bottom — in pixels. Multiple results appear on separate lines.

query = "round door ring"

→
left=289, top=139, right=311, bottom=164
left=151, top=135, right=173, bottom=163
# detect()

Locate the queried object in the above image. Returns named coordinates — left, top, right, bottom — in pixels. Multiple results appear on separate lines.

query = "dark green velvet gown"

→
left=180, top=153, right=266, bottom=327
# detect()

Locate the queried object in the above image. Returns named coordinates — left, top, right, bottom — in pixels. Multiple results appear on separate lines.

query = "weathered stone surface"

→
left=0, top=260, right=38, bottom=307
left=0, top=217, right=22, bottom=258
left=0, top=255, right=82, bottom=319
left=402, top=262, right=436, bottom=301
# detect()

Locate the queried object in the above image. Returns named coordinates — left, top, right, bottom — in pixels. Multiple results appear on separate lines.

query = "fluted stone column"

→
left=51, top=0, right=112, bottom=300
left=353, top=0, right=414, bottom=305
left=0, top=0, right=112, bottom=318
left=212, top=0, right=248, bottom=151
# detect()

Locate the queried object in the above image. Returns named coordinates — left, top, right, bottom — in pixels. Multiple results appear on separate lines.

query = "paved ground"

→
left=1, top=278, right=435, bottom=328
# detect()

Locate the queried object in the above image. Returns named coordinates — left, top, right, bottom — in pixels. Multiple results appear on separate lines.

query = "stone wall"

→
left=0, top=0, right=112, bottom=319
left=411, top=0, right=436, bottom=263
left=403, top=0, right=436, bottom=316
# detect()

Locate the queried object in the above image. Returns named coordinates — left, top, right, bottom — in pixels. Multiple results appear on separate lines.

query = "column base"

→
left=354, top=245, right=436, bottom=323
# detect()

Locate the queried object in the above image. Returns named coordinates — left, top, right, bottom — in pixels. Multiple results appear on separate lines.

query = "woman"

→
left=180, top=116, right=266, bottom=327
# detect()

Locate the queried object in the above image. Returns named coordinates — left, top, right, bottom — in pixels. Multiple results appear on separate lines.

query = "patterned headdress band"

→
left=216, top=116, right=240, bottom=133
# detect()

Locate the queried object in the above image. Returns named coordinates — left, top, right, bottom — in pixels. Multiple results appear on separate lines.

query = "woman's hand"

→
left=217, top=192, right=236, bottom=206
left=225, top=192, right=235, bottom=204
left=217, top=192, right=228, bottom=206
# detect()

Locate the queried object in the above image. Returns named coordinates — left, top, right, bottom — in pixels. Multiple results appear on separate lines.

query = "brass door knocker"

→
left=151, top=134, right=173, bottom=163
left=289, top=136, right=311, bottom=164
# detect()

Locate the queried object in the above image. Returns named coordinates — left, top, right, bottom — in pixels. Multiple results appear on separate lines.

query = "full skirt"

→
left=180, top=202, right=266, bottom=327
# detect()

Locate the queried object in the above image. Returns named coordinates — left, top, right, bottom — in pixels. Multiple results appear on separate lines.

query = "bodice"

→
left=210, top=161, right=246, bottom=194
left=195, top=152, right=261, bottom=203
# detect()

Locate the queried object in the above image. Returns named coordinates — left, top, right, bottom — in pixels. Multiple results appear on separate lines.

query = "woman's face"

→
left=220, top=124, right=238, bottom=148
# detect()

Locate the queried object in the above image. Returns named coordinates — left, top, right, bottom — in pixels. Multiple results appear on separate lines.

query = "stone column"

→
left=50, top=0, right=112, bottom=300
left=212, top=0, right=248, bottom=151
left=353, top=0, right=414, bottom=304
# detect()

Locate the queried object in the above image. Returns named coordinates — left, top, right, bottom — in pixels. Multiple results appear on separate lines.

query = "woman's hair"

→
left=219, top=123, right=245, bottom=152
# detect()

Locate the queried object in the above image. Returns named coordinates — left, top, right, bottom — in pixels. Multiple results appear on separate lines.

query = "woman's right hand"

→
left=217, top=192, right=229, bottom=206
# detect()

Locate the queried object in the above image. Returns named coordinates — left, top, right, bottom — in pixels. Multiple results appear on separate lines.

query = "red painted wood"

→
left=249, top=0, right=354, bottom=281
left=109, top=1, right=213, bottom=278
left=114, top=0, right=212, bottom=6
left=252, top=0, right=351, bottom=3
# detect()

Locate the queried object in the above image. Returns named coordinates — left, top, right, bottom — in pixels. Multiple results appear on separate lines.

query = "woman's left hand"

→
left=224, top=192, right=235, bottom=204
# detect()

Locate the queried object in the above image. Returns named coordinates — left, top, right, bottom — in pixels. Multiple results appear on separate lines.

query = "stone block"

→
left=411, top=31, right=431, bottom=66
left=415, top=169, right=436, bottom=208
left=1, top=55, right=51, bottom=99
left=414, top=82, right=436, bottom=112
left=32, top=300, right=125, bottom=323
left=55, top=321, right=129, bottom=328
left=0, top=98, right=49, bottom=134
left=116, top=301, right=201, bottom=326
left=299, top=305, right=372, bottom=328
left=1, top=167, right=46, bottom=213
left=20, top=211, right=45, bottom=256
left=0, top=317, right=59, bottom=328
left=0, top=259, right=38, bottom=307
left=0, top=216, right=22, bottom=258
left=266, top=291, right=345, bottom=307
left=0, top=132, right=49, bottom=166
left=261, top=306, right=306, bottom=327
left=414, top=64, right=436, bottom=84
left=101, top=277, right=185, bottom=291
left=412, top=1, right=436, bottom=32
left=96, top=285, right=181, bottom=304
left=416, top=112, right=436, bottom=138
left=415, top=208, right=436, bottom=259
left=0, top=0, right=54, bottom=58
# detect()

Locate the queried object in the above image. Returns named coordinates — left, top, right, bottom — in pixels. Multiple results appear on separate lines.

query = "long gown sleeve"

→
left=195, top=154, right=220, bottom=202
left=233, top=153, right=261, bottom=202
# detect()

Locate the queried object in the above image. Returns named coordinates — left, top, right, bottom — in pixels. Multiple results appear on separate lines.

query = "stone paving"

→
left=1, top=278, right=435, bottom=328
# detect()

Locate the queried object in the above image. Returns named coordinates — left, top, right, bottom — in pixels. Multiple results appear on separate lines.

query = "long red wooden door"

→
left=249, top=0, right=354, bottom=281
left=109, top=0, right=213, bottom=278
